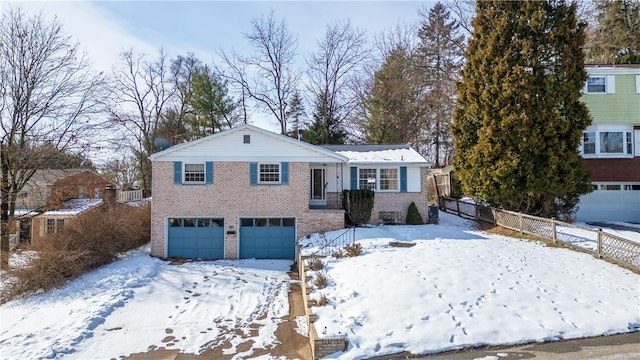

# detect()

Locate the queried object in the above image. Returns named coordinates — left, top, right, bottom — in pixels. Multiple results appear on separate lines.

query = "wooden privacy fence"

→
left=440, top=196, right=640, bottom=271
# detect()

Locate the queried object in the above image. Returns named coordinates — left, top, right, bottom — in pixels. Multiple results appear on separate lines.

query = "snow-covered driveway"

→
left=0, top=249, right=292, bottom=359
left=301, top=214, right=640, bottom=359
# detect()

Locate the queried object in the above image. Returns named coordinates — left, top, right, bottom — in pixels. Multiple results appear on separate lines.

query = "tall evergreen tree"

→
left=451, top=0, right=592, bottom=219
left=586, top=0, right=640, bottom=64
left=415, top=2, right=465, bottom=167
left=285, top=91, right=306, bottom=139
left=303, top=91, right=346, bottom=144
left=361, top=45, right=424, bottom=146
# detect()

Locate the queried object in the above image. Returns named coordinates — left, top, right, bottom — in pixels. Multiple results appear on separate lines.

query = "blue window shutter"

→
left=174, top=162, right=182, bottom=184
left=281, top=162, right=289, bottom=185
left=250, top=163, right=258, bottom=186
left=205, top=161, right=214, bottom=184
left=350, top=167, right=358, bottom=189
left=400, top=166, right=407, bottom=193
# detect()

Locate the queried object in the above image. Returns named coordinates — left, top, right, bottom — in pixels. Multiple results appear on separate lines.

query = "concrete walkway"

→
left=371, top=332, right=640, bottom=360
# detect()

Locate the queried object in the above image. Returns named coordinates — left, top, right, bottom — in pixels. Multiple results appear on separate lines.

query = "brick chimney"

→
left=104, top=184, right=117, bottom=204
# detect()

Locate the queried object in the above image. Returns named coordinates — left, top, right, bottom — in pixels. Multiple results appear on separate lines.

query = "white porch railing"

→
left=117, top=189, right=144, bottom=203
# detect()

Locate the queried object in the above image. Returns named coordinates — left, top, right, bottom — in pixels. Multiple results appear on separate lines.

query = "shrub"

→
left=331, top=248, right=345, bottom=258
left=313, top=271, right=328, bottom=289
left=306, top=256, right=323, bottom=271
left=343, top=242, right=362, bottom=257
left=343, top=189, right=374, bottom=226
left=315, top=293, right=328, bottom=307
left=2, top=202, right=151, bottom=303
left=405, top=201, right=424, bottom=225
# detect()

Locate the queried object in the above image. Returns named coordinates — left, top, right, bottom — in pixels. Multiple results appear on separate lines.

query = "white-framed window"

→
left=379, top=168, right=399, bottom=191
left=358, top=168, right=400, bottom=192
left=592, top=182, right=640, bottom=191
left=586, top=76, right=606, bottom=93
left=585, top=75, right=615, bottom=94
left=581, top=126, right=634, bottom=158
left=358, top=168, right=377, bottom=190
left=184, top=163, right=205, bottom=183
left=259, top=163, right=280, bottom=184
left=46, top=218, right=65, bottom=234
left=583, top=132, right=596, bottom=154
left=600, top=132, right=624, bottom=153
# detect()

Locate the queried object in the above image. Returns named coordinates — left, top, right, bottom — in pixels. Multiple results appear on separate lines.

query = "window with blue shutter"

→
left=350, top=167, right=358, bottom=189
left=174, top=162, right=182, bottom=184
left=281, top=162, right=289, bottom=185
left=400, top=166, right=407, bottom=193
left=205, top=161, right=214, bottom=184
left=250, top=163, right=258, bottom=186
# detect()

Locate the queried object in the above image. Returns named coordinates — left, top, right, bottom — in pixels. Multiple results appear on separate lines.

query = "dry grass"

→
left=306, top=256, right=323, bottom=271
left=314, top=293, right=328, bottom=307
left=2, top=203, right=150, bottom=303
left=331, top=249, right=345, bottom=258
left=343, top=242, right=362, bottom=257
left=313, top=271, right=328, bottom=289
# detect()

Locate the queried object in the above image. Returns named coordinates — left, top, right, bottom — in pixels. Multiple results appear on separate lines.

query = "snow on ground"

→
left=302, top=213, right=640, bottom=359
left=0, top=246, right=292, bottom=360
left=2, top=213, right=638, bottom=360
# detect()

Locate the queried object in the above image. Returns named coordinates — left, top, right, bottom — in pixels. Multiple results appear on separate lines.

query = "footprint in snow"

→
left=421, top=315, right=430, bottom=321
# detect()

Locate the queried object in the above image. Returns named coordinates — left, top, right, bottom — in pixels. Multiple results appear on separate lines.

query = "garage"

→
left=239, top=217, right=296, bottom=259
left=167, top=218, right=224, bottom=259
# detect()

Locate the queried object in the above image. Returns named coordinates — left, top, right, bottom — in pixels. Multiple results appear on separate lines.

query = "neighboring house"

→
left=149, top=124, right=430, bottom=260
left=30, top=187, right=124, bottom=244
left=576, top=64, right=640, bottom=222
left=17, top=169, right=116, bottom=211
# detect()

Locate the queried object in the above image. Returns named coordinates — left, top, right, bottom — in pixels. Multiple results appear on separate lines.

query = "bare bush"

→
left=306, top=256, right=323, bottom=271
left=313, top=271, right=328, bottom=289
left=2, top=202, right=150, bottom=303
left=331, top=248, right=345, bottom=258
left=315, top=293, right=328, bottom=307
left=343, top=242, right=362, bottom=257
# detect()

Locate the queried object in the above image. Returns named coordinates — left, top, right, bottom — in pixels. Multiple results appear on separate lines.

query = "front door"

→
left=310, top=168, right=326, bottom=207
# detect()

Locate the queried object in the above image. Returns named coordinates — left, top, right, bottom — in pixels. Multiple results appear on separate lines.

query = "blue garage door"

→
left=168, top=218, right=224, bottom=259
left=239, top=218, right=296, bottom=259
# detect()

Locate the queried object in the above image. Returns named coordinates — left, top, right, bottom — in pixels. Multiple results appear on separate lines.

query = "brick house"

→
left=576, top=65, right=640, bottom=222
left=30, top=187, right=127, bottom=244
left=149, top=124, right=430, bottom=260
left=17, top=169, right=116, bottom=211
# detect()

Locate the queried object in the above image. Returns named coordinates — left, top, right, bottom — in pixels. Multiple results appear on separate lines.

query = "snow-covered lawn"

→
left=0, top=247, right=293, bottom=359
left=301, top=213, right=640, bottom=359
left=2, top=213, right=638, bottom=360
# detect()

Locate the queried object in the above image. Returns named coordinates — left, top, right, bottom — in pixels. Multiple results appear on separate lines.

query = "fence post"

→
left=596, top=228, right=602, bottom=258
left=551, top=218, right=557, bottom=244
left=474, top=203, right=479, bottom=221
left=456, top=198, right=461, bottom=217
left=518, top=213, right=523, bottom=234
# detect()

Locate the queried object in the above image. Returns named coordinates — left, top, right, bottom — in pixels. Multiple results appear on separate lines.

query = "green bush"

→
left=343, top=189, right=375, bottom=225
left=405, top=201, right=424, bottom=225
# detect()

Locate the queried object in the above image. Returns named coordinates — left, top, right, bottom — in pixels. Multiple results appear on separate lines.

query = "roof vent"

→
left=244, top=135, right=250, bottom=144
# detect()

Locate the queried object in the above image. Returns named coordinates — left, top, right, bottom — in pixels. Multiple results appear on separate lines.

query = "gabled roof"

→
left=39, top=198, right=104, bottom=216
left=320, top=144, right=430, bottom=165
left=149, top=124, right=348, bottom=162
left=28, top=169, right=88, bottom=185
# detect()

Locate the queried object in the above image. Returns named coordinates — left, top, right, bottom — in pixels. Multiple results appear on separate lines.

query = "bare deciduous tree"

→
left=109, top=49, right=174, bottom=191
left=0, top=7, right=105, bottom=254
left=305, top=20, right=371, bottom=143
left=220, top=11, right=299, bottom=134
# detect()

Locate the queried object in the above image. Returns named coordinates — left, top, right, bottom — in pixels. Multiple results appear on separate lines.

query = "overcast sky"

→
left=5, top=1, right=430, bottom=158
